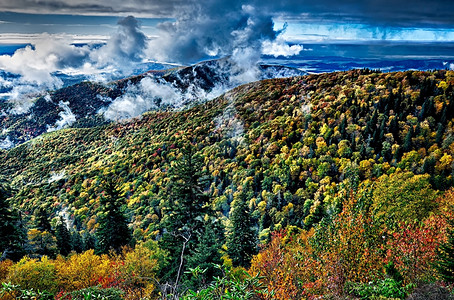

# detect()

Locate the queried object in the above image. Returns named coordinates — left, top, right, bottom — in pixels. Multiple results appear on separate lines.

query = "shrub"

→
left=7, top=256, right=57, bottom=294
left=57, top=286, right=124, bottom=300
left=54, top=250, right=112, bottom=292
left=346, top=278, right=413, bottom=299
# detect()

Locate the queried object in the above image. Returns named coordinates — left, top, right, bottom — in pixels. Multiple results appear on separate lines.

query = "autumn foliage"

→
left=0, top=244, right=162, bottom=300
left=2, top=70, right=454, bottom=298
left=250, top=188, right=454, bottom=299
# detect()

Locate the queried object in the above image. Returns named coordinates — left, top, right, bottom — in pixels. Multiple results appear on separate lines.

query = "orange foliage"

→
left=0, top=260, right=12, bottom=282
left=250, top=188, right=454, bottom=299
left=384, top=187, right=454, bottom=284
left=249, top=228, right=324, bottom=300
left=54, top=250, right=114, bottom=292
left=0, top=244, right=161, bottom=298
left=321, top=191, right=385, bottom=295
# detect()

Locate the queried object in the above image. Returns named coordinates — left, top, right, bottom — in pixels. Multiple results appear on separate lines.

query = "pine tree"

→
left=436, top=123, right=445, bottom=146
left=339, top=117, right=347, bottom=139
left=34, top=207, right=52, bottom=233
left=389, top=117, right=399, bottom=142
left=367, top=109, right=378, bottom=135
left=159, top=144, right=211, bottom=284
left=72, top=231, right=84, bottom=253
left=436, top=219, right=454, bottom=283
left=186, top=218, right=224, bottom=288
left=227, top=190, right=257, bottom=268
left=96, top=174, right=131, bottom=254
left=55, top=217, right=72, bottom=256
left=403, top=126, right=413, bottom=153
left=0, top=180, right=25, bottom=261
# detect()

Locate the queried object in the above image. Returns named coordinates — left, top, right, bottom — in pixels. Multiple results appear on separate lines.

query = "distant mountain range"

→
left=0, top=58, right=304, bottom=148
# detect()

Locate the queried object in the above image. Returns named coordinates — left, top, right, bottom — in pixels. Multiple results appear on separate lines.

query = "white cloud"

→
left=103, top=76, right=184, bottom=121
left=47, top=101, right=77, bottom=132
left=0, top=136, right=14, bottom=149
left=0, top=34, right=89, bottom=87
left=262, top=38, right=303, bottom=57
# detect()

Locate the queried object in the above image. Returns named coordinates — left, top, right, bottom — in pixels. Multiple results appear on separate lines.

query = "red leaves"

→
left=386, top=215, right=448, bottom=283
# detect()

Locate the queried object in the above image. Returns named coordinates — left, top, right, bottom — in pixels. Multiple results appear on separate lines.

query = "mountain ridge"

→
left=0, top=58, right=304, bottom=148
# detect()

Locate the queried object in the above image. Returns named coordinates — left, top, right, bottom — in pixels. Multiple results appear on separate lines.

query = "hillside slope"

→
left=2, top=69, right=454, bottom=236
left=0, top=59, right=304, bottom=148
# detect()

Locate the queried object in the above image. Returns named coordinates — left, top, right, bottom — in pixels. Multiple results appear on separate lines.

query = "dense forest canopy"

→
left=2, top=69, right=454, bottom=299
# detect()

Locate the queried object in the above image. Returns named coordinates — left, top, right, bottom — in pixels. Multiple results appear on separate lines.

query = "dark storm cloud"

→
left=264, top=0, right=454, bottom=28
left=1, top=0, right=454, bottom=28
left=0, top=0, right=187, bottom=17
left=148, top=1, right=279, bottom=63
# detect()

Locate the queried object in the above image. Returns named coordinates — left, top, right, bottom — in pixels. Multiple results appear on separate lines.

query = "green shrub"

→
left=61, top=286, right=124, bottom=300
left=346, top=278, right=413, bottom=299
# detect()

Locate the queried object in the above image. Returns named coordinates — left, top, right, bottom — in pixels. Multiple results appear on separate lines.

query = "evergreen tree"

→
left=186, top=218, right=224, bottom=288
left=402, top=126, right=413, bottom=153
left=339, top=117, right=347, bottom=139
left=367, top=109, right=378, bottom=135
left=34, top=207, right=52, bottom=233
left=72, top=231, right=84, bottom=253
left=389, top=116, right=399, bottom=142
left=159, top=144, right=211, bottom=284
left=55, top=216, right=72, bottom=256
left=378, top=117, right=386, bottom=143
left=227, top=190, right=257, bottom=268
left=436, top=123, right=445, bottom=146
left=82, top=231, right=96, bottom=251
left=0, top=180, right=25, bottom=261
left=96, top=174, right=131, bottom=254
left=440, top=105, right=448, bottom=125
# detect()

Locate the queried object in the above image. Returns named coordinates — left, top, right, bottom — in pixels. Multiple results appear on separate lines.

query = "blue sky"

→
left=0, top=0, right=453, bottom=69
left=2, top=12, right=454, bottom=45
left=0, top=12, right=167, bottom=44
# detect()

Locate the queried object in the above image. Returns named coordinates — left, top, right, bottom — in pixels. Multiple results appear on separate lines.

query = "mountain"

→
left=1, top=68, right=454, bottom=298
left=2, top=68, right=453, bottom=225
left=0, top=58, right=304, bottom=148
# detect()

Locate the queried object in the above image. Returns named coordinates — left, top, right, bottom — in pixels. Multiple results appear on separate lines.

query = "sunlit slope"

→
left=2, top=69, right=454, bottom=236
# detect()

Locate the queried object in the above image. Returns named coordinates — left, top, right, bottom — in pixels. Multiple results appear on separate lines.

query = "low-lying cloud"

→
left=0, top=15, right=150, bottom=113
left=0, top=2, right=304, bottom=119
left=47, top=100, right=77, bottom=132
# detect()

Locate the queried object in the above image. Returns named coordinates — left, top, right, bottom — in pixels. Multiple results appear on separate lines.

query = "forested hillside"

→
left=2, top=69, right=454, bottom=299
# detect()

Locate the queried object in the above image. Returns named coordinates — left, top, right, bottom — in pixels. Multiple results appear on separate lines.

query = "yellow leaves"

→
left=315, top=136, right=326, bottom=149
left=7, top=256, right=57, bottom=293
left=81, top=178, right=91, bottom=189
left=359, top=159, right=375, bottom=178
left=257, top=200, right=267, bottom=214
left=75, top=206, right=89, bottom=217
left=438, top=80, right=448, bottom=91
left=437, top=153, right=453, bottom=173
left=272, top=184, right=284, bottom=195
left=289, top=165, right=300, bottom=178
left=27, top=229, right=57, bottom=255
left=86, top=216, right=97, bottom=230
left=0, top=260, right=12, bottom=282
left=55, top=250, right=111, bottom=291
left=372, top=172, right=438, bottom=224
